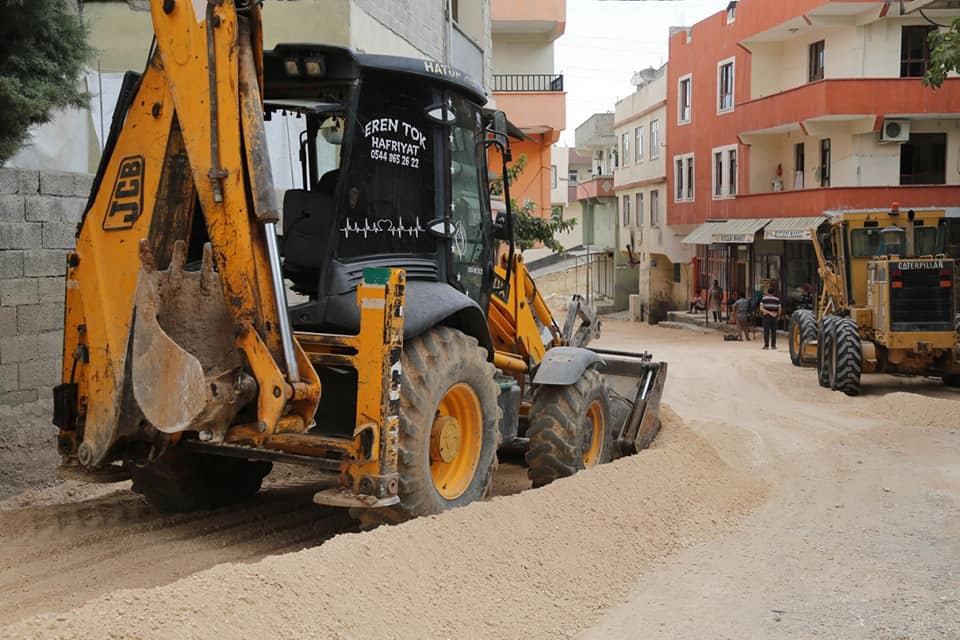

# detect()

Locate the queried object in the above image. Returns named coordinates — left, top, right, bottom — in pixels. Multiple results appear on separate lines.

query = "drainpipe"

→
left=444, top=0, right=453, bottom=65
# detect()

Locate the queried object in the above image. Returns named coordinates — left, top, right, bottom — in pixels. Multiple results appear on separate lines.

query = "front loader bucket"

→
left=131, top=240, right=255, bottom=438
left=592, top=348, right=667, bottom=456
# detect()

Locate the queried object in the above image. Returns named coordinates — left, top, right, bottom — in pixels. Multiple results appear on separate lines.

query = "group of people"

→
left=689, top=280, right=782, bottom=349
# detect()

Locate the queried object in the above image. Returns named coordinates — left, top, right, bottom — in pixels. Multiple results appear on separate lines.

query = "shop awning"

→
left=763, top=216, right=826, bottom=241
left=681, top=218, right=771, bottom=244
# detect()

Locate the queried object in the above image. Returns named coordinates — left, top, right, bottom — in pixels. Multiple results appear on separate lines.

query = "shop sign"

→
left=714, top=233, right=754, bottom=243
left=766, top=229, right=812, bottom=241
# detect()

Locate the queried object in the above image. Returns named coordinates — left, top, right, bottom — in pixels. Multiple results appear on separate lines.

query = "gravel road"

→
left=0, top=320, right=956, bottom=638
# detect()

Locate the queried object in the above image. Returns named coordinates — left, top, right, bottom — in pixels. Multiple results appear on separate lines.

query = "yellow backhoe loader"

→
left=788, top=205, right=960, bottom=395
left=53, top=0, right=665, bottom=520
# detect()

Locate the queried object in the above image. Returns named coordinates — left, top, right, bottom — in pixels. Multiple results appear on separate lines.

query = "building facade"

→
left=490, top=0, right=567, bottom=222
left=614, top=64, right=692, bottom=321
left=667, top=0, right=960, bottom=315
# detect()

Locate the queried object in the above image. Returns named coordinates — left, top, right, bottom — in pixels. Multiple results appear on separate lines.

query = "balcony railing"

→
left=493, top=74, right=564, bottom=92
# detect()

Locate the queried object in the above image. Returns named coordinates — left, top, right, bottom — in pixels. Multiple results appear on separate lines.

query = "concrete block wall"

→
left=0, top=168, right=89, bottom=405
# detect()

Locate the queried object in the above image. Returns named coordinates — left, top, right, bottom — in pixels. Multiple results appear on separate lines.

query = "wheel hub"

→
left=430, top=415, right=462, bottom=463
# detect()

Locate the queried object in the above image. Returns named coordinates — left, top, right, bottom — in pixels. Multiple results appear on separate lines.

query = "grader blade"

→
left=591, top=348, right=668, bottom=456
left=131, top=241, right=255, bottom=437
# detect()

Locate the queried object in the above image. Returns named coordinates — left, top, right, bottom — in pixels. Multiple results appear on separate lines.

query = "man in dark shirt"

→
left=760, top=288, right=781, bottom=349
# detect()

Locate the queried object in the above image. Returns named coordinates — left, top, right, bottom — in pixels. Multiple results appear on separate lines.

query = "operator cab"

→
left=262, top=45, right=496, bottom=336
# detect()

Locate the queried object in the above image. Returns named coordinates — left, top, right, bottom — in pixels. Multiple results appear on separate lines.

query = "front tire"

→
left=817, top=316, right=839, bottom=388
left=357, top=327, right=500, bottom=527
left=789, top=310, right=817, bottom=367
left=525, top=368, right=612, bottom=488
left=830, top=318, right=862, bottom=396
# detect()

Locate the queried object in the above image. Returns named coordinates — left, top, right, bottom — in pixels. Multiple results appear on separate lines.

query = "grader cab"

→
left=788, top=205, right=960, bottom=395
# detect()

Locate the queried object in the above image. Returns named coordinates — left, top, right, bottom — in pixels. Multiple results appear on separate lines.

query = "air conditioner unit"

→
left=880, top=119, right=910, bottom=144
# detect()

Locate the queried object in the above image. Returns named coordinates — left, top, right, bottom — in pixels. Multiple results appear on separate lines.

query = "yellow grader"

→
left=53, top=0, right=666, bottom=521
left=788, top=205, right=960, bottom=395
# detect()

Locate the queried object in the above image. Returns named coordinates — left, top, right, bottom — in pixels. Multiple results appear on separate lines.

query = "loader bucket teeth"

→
left=131, top=241, right=250, bottom=437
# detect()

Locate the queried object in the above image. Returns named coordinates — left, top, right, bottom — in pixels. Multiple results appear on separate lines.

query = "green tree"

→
left=0, top=0, right=89, bottom=164
left=489, top=153, right=577, bottom=253
left=923, top=18, right=960, bottom=89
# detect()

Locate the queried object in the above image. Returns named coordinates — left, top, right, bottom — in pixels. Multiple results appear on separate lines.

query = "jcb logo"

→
left=103, top=156, right=144, bottom=231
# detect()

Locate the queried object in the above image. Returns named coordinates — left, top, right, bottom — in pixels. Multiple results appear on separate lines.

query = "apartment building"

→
left=491, top=0, right=567, bottom=221
left=613, top=64, right=692, bottom=321
left=12, top=0, right=492, bottom=174
left=668, top=0, right=960, bottom=314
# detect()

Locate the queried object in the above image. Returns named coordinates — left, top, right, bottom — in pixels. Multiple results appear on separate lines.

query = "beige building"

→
left=613, top=65, right=691, bottom=321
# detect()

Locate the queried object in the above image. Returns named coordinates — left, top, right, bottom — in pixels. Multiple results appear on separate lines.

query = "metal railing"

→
left=493, top=74, right=564, bottom=92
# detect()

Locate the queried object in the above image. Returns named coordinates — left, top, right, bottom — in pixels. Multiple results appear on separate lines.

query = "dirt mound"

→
left=0, top=401, right=62, bottom=500
left=869, top=392, right=960, bottom=428
left=2, top=407, right=766, bottom=640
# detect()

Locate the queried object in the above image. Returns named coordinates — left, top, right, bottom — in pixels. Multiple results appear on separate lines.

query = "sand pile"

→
left=870, top=392, right=960, bottom=428
left=2, top=407, right=766, bottom=640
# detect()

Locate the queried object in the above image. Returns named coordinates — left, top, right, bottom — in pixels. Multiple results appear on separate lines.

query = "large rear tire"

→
left=525, top=368, right=612, bottom=488
left=356, top=327, right=500, bottom=527
left=131, top=450, right=272, bottom=512
left=830, top=318, right=862, bottom=396
left=788, top=309, right=817, bottom=367
left=817, top=316, right=838, bottom=388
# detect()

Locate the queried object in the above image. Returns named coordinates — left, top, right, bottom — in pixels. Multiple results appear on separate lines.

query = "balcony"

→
left=728, top=186, right=960, bottom=219
left=491, top=0, right=566, bottom=41
left=573, top=177, right=615, bottom=201
left=491, top=89, right=565, bottom=137
left=493, top=74, right=564, bottom=92
left=738, top=78, right=960, bottom=141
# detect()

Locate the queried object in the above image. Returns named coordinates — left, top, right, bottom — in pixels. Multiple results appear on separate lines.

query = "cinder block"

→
left=0, top=334, right=38, bottom=363
left=0, top=251, right=23, bottom=279
left=73, top=174, right=94, bottom=197
left=38, top=277, right=65, bottom=304
left=23, top=250, right=65, bottom=277
left=0, top=308, right=16, bottom=337
left=0, top=223, right=42, bottom=250
left=0, top=389, right=38, bottom=405
left=42, top=223, right=76, bottom=249
left=60, top=197, right=88, bottom=224
left=18, top=303, right=64, bottom=334
left=0, top=363, right=17, bottom=392
left=18, top=358, right=62, bottom=391
left=0, top=169, right=17, bottom=194
left=24, top=196, right=62, bottom=223
left=0, top=278, right=38, bottom=307
left=39, top=171, right=75, bottom=197
left=17, top=170, right=39, bottom=195
left=38, top=330, right=64, bottom=358
left=0, top=194, right=25, bottom=223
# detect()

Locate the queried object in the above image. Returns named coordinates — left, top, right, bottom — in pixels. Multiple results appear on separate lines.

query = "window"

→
left=551, top=165, right=557, bottom=189
left=808, top=40, right=825, bottom=82
left=726, top=1, right=736, bottom=24
left=678, top=75, right=692, bottom=124
left=794, top=142, right=805, bottom=189
left=622, top=195, right=631, bottom=226
left=900, top=133, right=946, bottom=185
left=819, top=138, right=831, bottom=187
left=901, top=26, right=935, bottom=78
left=711, top=145, right=737, bottom=198
left=568, top=169, right=578, bottom=185
left=649, top=120, right=660, bottom=158
left=635, top=192, right=644, bottom=227
left=717, top=59, right=734, bottom=112
left=675, top=153, right=695, bottom=202
left=622, top=133, right=630, bottom=167
left=650, top=189, right=659, bottom=227
left=635, top=126, right=643, bottom=163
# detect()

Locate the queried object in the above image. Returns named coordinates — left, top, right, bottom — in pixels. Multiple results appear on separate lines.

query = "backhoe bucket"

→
left=131, top=240, right=255, bottom=438
left=592, top=348, right=667, bottom=456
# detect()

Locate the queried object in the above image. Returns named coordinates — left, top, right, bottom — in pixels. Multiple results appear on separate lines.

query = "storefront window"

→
left=784, top=242, right=817, bottom=312
left=753, top=255, right=781, bottom=308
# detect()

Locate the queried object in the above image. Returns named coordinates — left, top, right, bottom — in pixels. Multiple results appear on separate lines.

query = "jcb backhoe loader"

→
left=788, top=205, right=960, bottom=395
left=54, top=0, right=665, bottom=520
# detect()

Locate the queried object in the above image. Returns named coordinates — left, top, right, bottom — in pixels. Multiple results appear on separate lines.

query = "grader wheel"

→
left=830, top=318, right=862, bottom=396
left=788, top=309, right=817, bottom=367
left=817, top=316, right=839, bottom=389
left=355, top=327, right=500, bottom=527
left=525, top=368, right=612, bottom=488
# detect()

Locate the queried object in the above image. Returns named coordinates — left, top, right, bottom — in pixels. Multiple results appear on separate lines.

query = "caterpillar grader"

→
left=53, top=0, right=666, bottom=520
left=788, top=205, right=960, bottom=396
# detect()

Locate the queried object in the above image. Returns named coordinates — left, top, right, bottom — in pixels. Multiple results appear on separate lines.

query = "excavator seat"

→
left=281, top=188, right=335, bottom=290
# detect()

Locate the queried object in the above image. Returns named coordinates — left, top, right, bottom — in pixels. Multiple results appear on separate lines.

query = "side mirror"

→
left=492, top=111, right=508, bottom=149
left=493, top=212, right=510, bottom=241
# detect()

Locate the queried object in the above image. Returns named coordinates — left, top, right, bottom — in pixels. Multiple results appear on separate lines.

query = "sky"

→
left=555, top=0, right=732, bottom=145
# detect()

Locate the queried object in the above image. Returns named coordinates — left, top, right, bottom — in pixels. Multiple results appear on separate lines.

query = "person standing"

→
left=760, top=287, right=781, bottom=349
left=732, top=292, right=751, bottom=341
left=708, top=280, right=722, bottom=323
